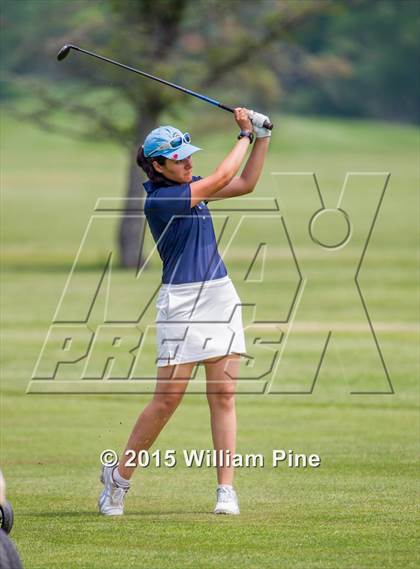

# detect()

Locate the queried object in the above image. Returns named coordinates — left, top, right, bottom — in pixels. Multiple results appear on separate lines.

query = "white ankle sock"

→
left=217, top=484, right=233, bottom=490
left=112, top=468, right=130, bottom=488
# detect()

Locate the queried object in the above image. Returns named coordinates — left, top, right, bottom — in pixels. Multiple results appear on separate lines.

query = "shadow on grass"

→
left=29, top=510, right=213, bottom=518
left=3, top=262, right=151, bottom=274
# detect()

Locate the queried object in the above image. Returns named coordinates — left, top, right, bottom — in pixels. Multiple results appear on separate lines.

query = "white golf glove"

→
left=248, top=110, right=271, bottom=138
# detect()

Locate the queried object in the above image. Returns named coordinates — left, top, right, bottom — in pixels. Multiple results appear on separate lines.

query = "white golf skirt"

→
left=155, top=275, right=246, bottom=366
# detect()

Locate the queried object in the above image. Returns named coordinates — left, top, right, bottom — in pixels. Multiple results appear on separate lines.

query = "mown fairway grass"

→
left=1, top=108, right=418, bottom=568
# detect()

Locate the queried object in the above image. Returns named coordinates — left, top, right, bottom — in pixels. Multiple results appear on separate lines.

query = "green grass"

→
left=1, top=109, right=419, bottom=568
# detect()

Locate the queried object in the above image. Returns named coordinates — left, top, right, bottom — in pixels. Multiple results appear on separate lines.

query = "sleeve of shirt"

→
left=147, top=183, right=191, bottom=223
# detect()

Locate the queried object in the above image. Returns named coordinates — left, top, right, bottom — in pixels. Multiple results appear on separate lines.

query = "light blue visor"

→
left=143, top=125, right=202, bottom=160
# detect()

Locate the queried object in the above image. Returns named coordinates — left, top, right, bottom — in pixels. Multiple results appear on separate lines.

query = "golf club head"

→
left=57, top=45, right=75, bottom=61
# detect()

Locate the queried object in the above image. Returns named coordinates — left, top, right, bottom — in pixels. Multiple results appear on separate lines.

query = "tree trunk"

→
left=118, top=109, right=160, bottom=268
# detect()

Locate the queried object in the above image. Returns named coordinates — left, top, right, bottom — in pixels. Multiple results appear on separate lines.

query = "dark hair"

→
left=136, top=146, right=173, bottom=186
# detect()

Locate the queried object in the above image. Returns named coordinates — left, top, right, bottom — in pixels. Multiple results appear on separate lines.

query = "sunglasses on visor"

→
left=147, top=132, right=191, bottom=157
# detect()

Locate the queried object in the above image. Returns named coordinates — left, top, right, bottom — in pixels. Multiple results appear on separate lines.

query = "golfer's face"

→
left=159, top=156, right=193, bottom=184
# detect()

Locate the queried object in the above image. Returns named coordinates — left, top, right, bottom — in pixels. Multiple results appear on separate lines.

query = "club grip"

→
left=216, top=103, right=274, bottom=130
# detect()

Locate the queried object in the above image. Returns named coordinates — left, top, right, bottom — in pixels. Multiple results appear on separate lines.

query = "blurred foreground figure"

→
left=0, top=470, right=23, bottom=569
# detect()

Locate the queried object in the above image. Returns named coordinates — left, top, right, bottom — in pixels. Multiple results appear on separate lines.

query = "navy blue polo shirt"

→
left=144, top=176, right=227, bottom=285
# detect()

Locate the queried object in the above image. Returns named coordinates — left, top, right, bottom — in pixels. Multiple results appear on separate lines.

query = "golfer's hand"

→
left=249, top=110, right=272, bottom=138
left=234, top=107, right=253, bottom=132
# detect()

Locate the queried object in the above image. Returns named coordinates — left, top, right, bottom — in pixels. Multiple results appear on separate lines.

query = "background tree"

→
left=1, top=0, right=336, bottom=267
left=3, top=0, right=417, bottom=266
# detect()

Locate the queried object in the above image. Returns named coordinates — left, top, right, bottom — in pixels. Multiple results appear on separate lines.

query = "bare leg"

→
left=205, top=355, right=240, bottom=486
left=118, top=362, right=195, bottom=480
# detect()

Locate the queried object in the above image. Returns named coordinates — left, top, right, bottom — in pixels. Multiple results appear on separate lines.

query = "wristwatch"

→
left=237, top=130, right=254, bottom=144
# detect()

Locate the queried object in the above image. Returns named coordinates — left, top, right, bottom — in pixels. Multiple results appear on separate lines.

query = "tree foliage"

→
left=280, top=0, right=420, bottom=122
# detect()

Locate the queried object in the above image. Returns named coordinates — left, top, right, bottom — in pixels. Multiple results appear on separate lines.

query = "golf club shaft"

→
left=58, top=45, right=274, bottom=130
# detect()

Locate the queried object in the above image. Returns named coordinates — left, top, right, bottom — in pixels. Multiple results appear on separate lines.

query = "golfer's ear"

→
left=152, top=160, right=164, bottom=174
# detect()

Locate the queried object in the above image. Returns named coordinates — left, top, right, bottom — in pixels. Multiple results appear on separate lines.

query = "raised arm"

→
left=208, top=136, right=270, bottom=200
left=189, top=108, right=253, bottom=207
left=206, top=110, right=272, bottom=201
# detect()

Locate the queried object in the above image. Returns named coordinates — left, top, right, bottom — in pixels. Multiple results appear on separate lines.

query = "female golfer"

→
left=99, top=108, right=271, bottom=516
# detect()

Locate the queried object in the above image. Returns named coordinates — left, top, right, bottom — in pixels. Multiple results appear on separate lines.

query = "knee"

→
left=152, top=392, right=183, bottom=417
left=207, top=389, right=236, bottom=411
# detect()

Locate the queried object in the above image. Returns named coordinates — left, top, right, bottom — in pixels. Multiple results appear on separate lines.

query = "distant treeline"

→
left=280, top=0, right=419, bottom=123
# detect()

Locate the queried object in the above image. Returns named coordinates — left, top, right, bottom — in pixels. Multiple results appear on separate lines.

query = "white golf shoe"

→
left=214, top=486, right=240, bottom=515
left=98, top=465, right=129, bottom=516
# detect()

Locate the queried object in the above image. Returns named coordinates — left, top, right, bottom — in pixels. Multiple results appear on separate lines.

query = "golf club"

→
left=57, top=44, right=274, bottom=130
